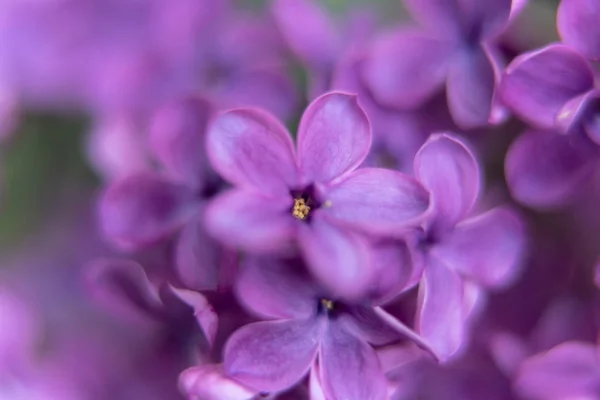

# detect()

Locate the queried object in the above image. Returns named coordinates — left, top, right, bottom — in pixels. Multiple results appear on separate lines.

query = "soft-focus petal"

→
left=205, top=190, right=296, bottom=253
left=149, top=96, right=213, bottom=188
left=457, top=0, right=512, bottom=39
left=323, top=168, right=430, bottom=234
left=235, top=256, right=316, bottom=320
left=505, top=130, right=598, bottom=208
left=558, top=0, right=600, bottom=61
left=402, top=0, right=462, bottom=38
left=515, top=342, right=600, bottom=399
left=416, top=255, right=466, bottom=362
left=446, top=48, right=495, bottom=128
left=366, top=239, right=416, bottom=305
left=179, top=364, right=259, bottom=400
left=298, top=216, right=371, bottom=300
left=99, top=173, right=197, bottom=249
left=207, top=108, right=298, bottom=195
left=272, top=0, right=340, bottom=68
left=363, top=29, right=453, bottom=109
left=341, top=306, right=403, bottom=346
left=0, top=288, right=38, bottom=373
left=85, top=259, right=163, bottom=320
left=433, top=207, right=526, bottom=288
left=320, top=322, right=387, bottom=400
left=309, top=362, right=327, bottom=400
left=297, top=92, right=371, bottom=184
left=175, top=213, right=223, bottom=291
left=224, top=318, right=322, bottom=392
left=499, top=44, right=594, bottom=130
left=169, top=286, right=218, bottom=348
left=414, top=133, right=479, bottom=233
left=557, top=90, right=600, bottom=145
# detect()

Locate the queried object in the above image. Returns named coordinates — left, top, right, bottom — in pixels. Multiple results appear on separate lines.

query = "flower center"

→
left=292, top=198, right=311, bottom=220
left=320, top=298, right=335, bottom=311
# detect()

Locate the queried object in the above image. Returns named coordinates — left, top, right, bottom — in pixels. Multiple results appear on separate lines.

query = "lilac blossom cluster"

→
left=1, top=0, right=600, bottom=399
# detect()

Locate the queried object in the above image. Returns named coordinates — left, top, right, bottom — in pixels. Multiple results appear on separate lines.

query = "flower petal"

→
left=224, top=318, right=322, bottom=392
left=362, top=29, right=453, bottom=109
left=402, top=0, right=462, bottom=38
left=416, top=255, right=466, bottom=362
left=175, top=213, right=225, bottom=292
left=205, top=190, right=296, bottom=253
left=457, top=0, right=512, bottom=39
left=414, top=133, right=480, bottom=233
left=169, top=286, right=219, bottom=347
left=179, top=364, right=259, bottom=400
left=432, top=207, right=526, bottom=288
left=149, top=96, right=213, bottom=189
left=324, top=168, right=430, bottom=235
left=207, top=108, right=298, bottom=195
left=297, top=92, right=371, bottom=184
left=499, top=44, right=594, bottom=130
left=505, top=130, right=598, bottom=209
left=341, top=306, right=403, bottom=346
left=235, top=256, right=316, bottom=320
left=99, top=173, right=197, bottom=250
left=515, top=342, right=600, bottom=400
left=298, top=216, right=371, bottom=300
left=558, top=0, right=600, bottom=61
left=272, top=0, right=340, bottom=68
left=446, top=47, right=495, bottom=128
left=320, top=321, right=387, bottom=400
left=366, top=239, right=416, bottom=305
left=85, top=259, right=163, bottom=320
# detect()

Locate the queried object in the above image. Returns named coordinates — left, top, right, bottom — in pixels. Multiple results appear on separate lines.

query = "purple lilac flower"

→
left=558, top=0, right=600, bottom=61
left=362, top=0, right=515, bottom=128
left=499, top=43, right=600, bottom=208
left=217, top=255, right=429, bottom=400
left=99, top=96, right=236, bottom=291
left=409, top=133, right=525, bottom=361
left=205, top=91, right=430, bottom=298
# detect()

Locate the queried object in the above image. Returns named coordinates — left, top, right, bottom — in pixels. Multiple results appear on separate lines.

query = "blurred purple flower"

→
left=362, top=0, right=515, bottom=128
left=410, top=133, right=525, bottom=361
left=99, top=96, right=236, bottom=291
left=515, top=341, right=600, bottom=399
left=218, top=256, right=429, bottom=400
left=205, top=91, right=430, bottom=298
left=499, top=44, right=600, bottom=208
left=558, top=0, right=600, bottom=61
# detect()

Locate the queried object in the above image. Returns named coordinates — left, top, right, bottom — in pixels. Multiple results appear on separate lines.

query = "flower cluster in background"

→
left=0, top=0, right=599, bottom=399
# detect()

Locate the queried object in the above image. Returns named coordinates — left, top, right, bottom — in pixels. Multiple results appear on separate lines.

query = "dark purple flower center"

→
left=290, top=185, right=322, bottom=223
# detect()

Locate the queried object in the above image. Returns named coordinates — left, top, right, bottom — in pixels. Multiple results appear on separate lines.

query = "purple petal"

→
left=169, top=286, right=218, bottom=347
left=456, top=0, right=512, bottom=39
left=558, top=0, right=600, bottom=61
left=235, top=256, right=316, bottom=320
left=505, top=130, right=598, bottom=208
left=432, top=207, right=526, bottom=288
left=297, top=92, right=371, bottom=184
left=319, top=322, right=387, bottom=400
left=446, top=48, right=495, bottom=128
left=366, top=239, right=416, bottom=305
left=179, top=364, right=258, bottom=400
left=499, top=44, right=594, bottom=130
left=595, top=260, right=600, bottom=289
left=149, top=96, right=213, bottom=189
left=362, top=29, right=453, bottom=109
left=85, top=259, right=163, bottom=320
left=272, top=0, right=340, bottom=68
left=175, top=213, right=223, bottom=291
left=515, top=342, right=600, bottom=399
left=416, top=255, right=466, bottom=362
left=402, top=0, right=462, bottom=38
left=557, top=90, right=600, bottom=145
left=224, top=318, right=323, bottom=392
left=205, top=190, right=296, bottom=253
left=323, top=168, right=431, bottom=235
left=298, top=216, right=372, bottom=300
left=0, top=288, right=39, bottom=372
left=207, top=108, right=298, bottom=195
left=414, top=133, right=480, bottom=233
left=341, top=306, right=403, bottom=346
left=99, top=173, right=197, bottom=250
left=309, top=362, right=327, bottom=400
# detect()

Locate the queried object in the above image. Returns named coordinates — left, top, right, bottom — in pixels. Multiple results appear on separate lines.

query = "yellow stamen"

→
left=320, top=298, right=335, bottom=311
left=292, top=198, right=311, bottom=220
